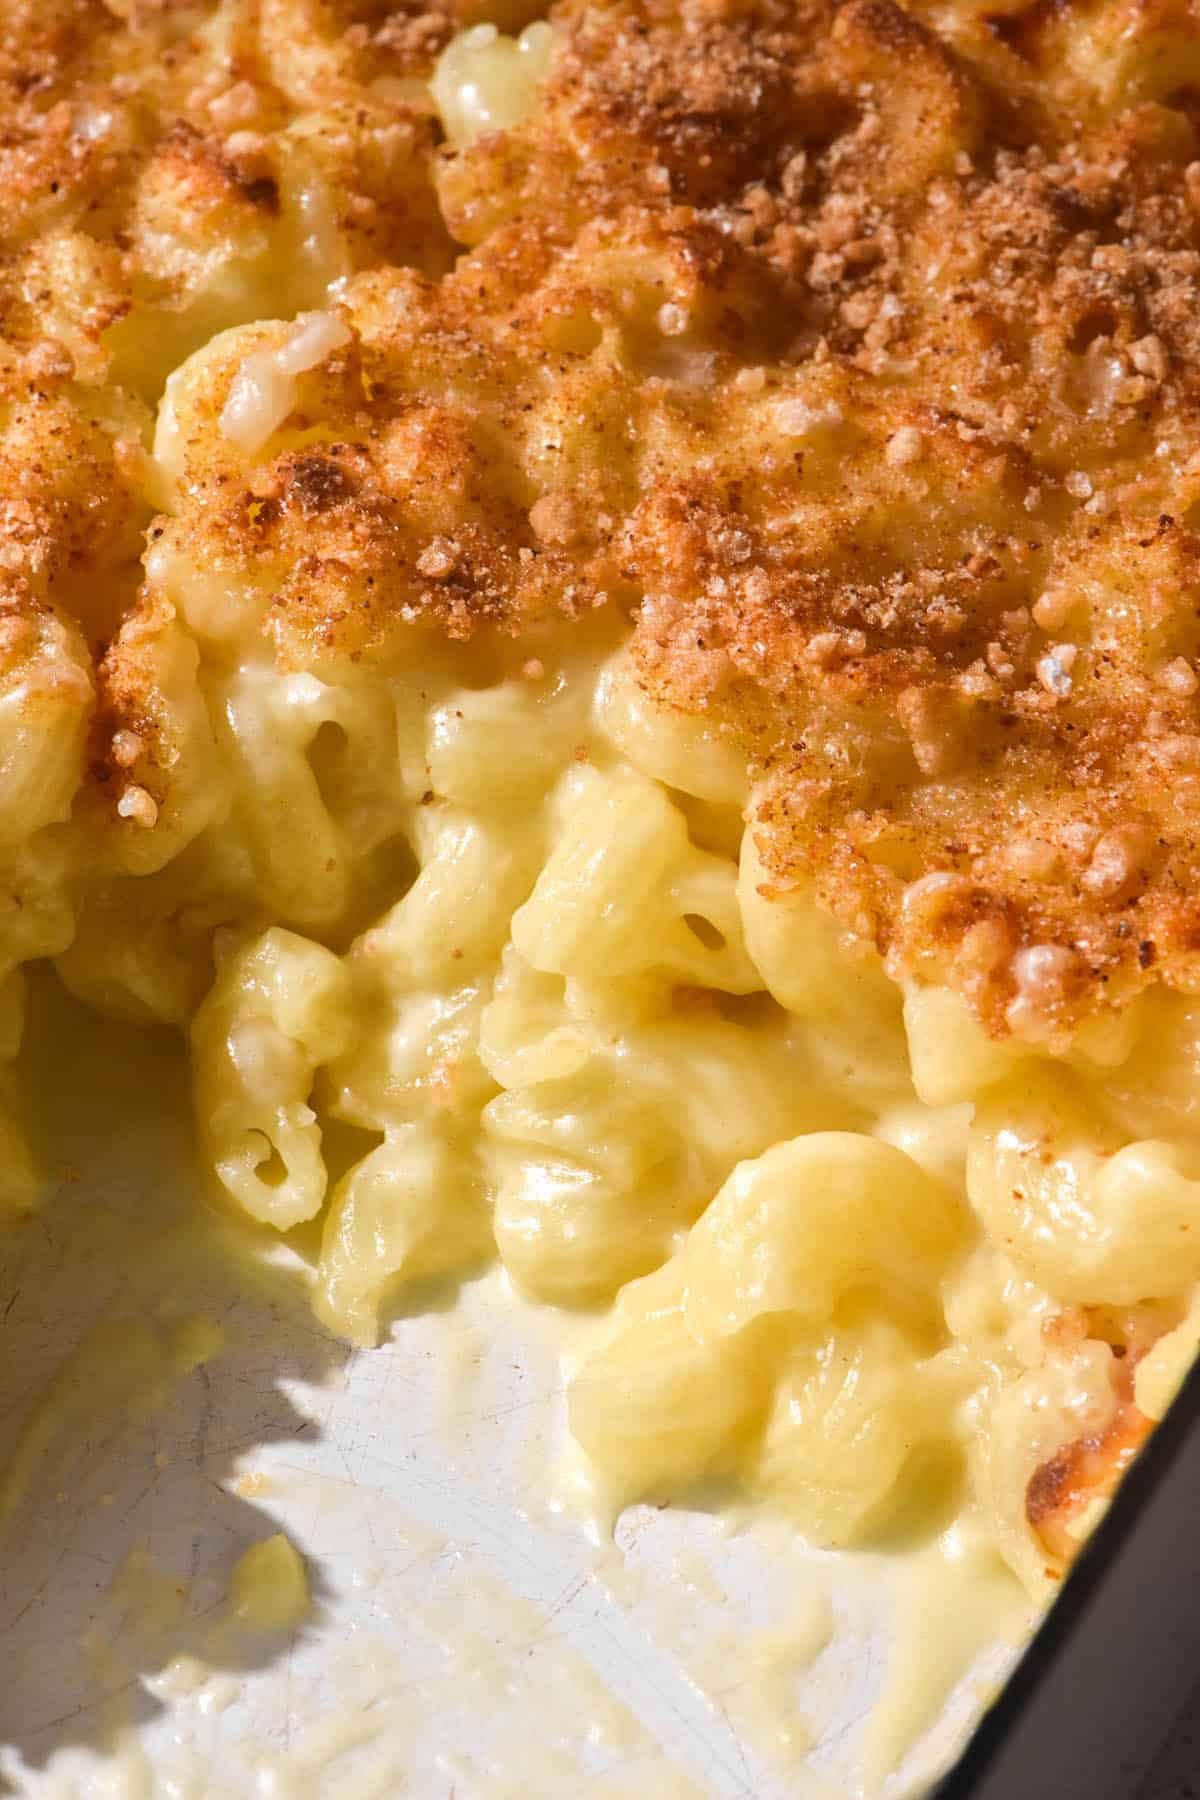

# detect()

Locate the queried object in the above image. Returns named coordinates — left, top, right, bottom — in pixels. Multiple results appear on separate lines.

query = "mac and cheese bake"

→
left=5, top=0, right=1200, bottom=1635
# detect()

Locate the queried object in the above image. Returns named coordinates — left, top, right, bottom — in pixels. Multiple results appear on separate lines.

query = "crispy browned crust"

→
left=11, top=0, right=1200, bottom=1035
left=1026, top=1330, right=1152, bottom=1565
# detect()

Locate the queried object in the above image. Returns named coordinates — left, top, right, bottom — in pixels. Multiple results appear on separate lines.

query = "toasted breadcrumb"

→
left=10, top=0, right=1200, bottom=1038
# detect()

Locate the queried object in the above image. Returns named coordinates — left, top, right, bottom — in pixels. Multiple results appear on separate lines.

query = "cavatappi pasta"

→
left=40, top=601, right=1200, bottom=1595
left=6, top=0, right=1200, bottom=1630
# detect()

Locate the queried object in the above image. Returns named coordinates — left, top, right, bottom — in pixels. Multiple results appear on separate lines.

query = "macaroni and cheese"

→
left=4, top=0, right=1200, bottom=1683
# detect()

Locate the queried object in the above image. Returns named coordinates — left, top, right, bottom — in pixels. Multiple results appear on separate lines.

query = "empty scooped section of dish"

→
left=0, top=974, right=1028, bottom=1799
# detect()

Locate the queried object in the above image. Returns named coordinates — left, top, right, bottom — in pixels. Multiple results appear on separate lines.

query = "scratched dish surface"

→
left=0, top=986, right=1025, bottom=1800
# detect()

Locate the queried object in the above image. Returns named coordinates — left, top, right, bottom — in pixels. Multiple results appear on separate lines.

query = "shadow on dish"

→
left=0, top=975, right=349, bottom=1787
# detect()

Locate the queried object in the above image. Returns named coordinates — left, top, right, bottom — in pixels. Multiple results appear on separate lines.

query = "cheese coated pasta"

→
left=4, top=0, right=1200, bottom=1646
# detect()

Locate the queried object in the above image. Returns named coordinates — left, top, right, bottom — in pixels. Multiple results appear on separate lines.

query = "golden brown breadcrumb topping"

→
left=10, top=0, right=1200, bottom=1036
